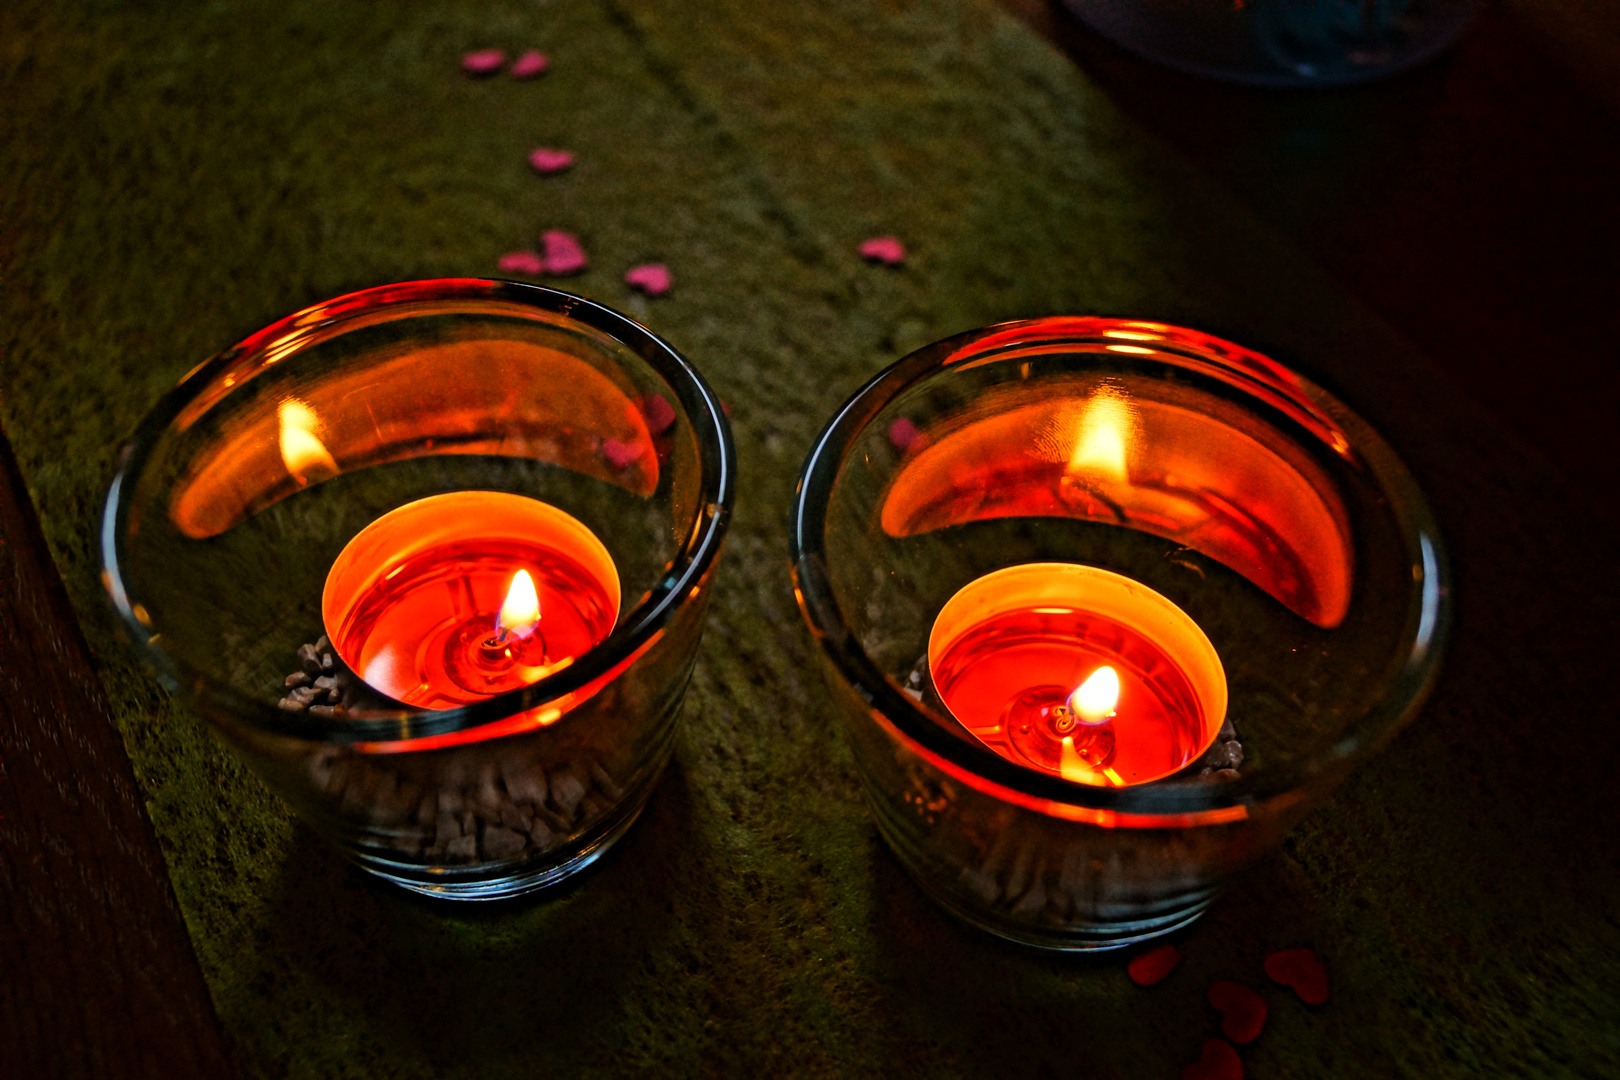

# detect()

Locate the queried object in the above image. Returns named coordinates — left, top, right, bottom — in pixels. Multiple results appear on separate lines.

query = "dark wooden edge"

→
left=0, top=425, right=238, bottom=1080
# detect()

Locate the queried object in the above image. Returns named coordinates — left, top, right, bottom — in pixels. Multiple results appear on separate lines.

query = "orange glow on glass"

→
left=882, top=379, right=1353, bottom=628
left=171, top=337, right=657, bottom=539
left=865, top=701, right=1250, bottom=829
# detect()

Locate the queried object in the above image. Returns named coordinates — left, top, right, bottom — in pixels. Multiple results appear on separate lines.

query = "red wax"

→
left=927, top=563, right=1226, bottom=787
left=324, top=492, right=620, bottom=710
left=933, top=606, right=1204, bottom=785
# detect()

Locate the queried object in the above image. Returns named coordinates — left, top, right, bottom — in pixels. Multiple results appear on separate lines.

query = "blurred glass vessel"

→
left=1062, top=0, right=1478, bottom=86
left=103, top=279, right=734, bottom=900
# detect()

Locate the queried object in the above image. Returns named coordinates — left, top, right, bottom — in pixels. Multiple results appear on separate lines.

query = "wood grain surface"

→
left=0, top=431, right=236, bottom=1079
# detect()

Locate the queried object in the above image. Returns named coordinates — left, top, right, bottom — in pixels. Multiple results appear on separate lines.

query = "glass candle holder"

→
left=790, top=317, right=1448, bottom=950
left=103, top=279, right=734, bottom=900
left=1061, top=0, right=1477, bottom=87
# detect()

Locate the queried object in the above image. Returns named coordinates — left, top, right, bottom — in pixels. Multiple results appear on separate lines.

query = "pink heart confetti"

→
left=462, top=49, right=506, bottom=76
left=497, top=251, right=544, bottom=276
left=541, top=230, right=588, bottom=275
left=625, top=263, right=672, bottom=297
left=1126, top=943, right=1181, bottom=987
left=859, top=235, right=906, bottom=265
left=1181, top=1038, right=1243, bottom=1080
left=600, top=438, right=644, bottom=470
left=886, top=417, right=922, bottom=452
left=528, top=148, right=575, bottom=175
left=641, top=393, right=676, bottom=435
left=510, top=50, right=549, bottom=79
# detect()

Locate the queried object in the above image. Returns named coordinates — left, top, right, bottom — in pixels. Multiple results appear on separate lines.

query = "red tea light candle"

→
left=322, top=491, right=620, bottom=710
left=927, top=563, right=1226, bottom=787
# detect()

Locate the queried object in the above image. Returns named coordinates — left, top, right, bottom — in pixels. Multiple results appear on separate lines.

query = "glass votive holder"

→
left=103, top=279, right=734, bottom=900
left=790, top=317, right=1449, bottom=950
left=1061, top=0, right=1477, bottom=86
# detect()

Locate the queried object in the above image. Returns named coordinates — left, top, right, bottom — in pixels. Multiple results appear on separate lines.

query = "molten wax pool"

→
left=323, top=491, right=620, bottom=710
left=928, top=563, right=1226, bottom=786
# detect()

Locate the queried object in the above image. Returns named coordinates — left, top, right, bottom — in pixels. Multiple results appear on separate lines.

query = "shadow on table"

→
left=257, top=757, right=701, bottom=1074
left=858, top=517, right=1620, bottom=1075
left=856, top=823, right=1352, bottom=1076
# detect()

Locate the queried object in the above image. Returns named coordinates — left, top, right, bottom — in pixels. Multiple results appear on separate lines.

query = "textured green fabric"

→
left=2, top=1, right=1615, bottom=1076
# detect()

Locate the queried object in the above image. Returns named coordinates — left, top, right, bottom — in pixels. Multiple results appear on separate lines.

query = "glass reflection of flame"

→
left=1065, top=386, right=1132, bottom=484
left=277, top=399, right=337, bottom=485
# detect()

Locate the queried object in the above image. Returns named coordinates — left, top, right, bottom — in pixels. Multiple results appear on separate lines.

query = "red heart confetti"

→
left=641, top=393, right=676, bottom=435
left=462, top=49, right=506, bottom=76
left=1265, top=948, right=1329, bottom=1005
left=1181, top=1038, right=1243, bottom=1080
left=528, top=148, right=575, bottom=175
left=510, top=50, right=549, bottom=79
left=600, top=438, right=644, bottom=470
left=859, top=235, right=906, bottom=265
left=497, top=251, right=543, bottom=276
left=540, top=230, right=588, bottom=275
left=1126, top=943, right=1181, bottom=987
left=1207, top=981, right=1267, bottom=1044
left=886, top=417, right=922, bottom=452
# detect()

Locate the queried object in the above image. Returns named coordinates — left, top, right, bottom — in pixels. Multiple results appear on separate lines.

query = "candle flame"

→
left=1068, top=666, right=1119, bottom=724
left=1065, top=386, right=1132, bottom=483
left=496, top=569, right=541, bottom=640
left=278, top=399, right=338, bottom=485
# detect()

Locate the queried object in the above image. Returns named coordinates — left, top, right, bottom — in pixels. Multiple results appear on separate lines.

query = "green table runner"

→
left=3, top=1, right=1614, bottom=1075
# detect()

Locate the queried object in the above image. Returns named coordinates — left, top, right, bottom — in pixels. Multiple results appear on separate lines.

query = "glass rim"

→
left=789, top=316, right=1451, bottom=823
left=102, top=278, right=735, bottom=746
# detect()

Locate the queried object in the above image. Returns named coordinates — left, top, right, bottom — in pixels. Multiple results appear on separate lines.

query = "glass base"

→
left=350, top=772, right=654, bottom=901
left=876, top=815, right=1220, bottom=952
left=931, top=885, right=1216, bottom=954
